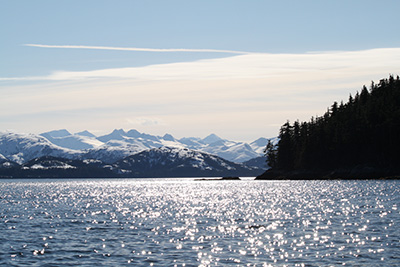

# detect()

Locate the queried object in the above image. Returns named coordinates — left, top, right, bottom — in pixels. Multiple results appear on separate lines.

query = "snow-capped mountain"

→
left=92, top=130, right=265, bottom=163
left=14, top=156, right=115, bottom=178
left=0, top=132, right=81, bottom=164
left=40, top=129, right=103, bottom=150
left=0, top=129, right=272, bottom=168
left=112, top=146, right=262, bottom=177
left=75, top=130, right=97, bottom=138
left=0, top=146, right=263, bottom=178
left=250, top=137, right=279, bottom=154
left=201, top=139, right=260, bottom=162
left=0, top=129, right=273, bottom=178
left=0, top=153, right=20, bottom=170
left=202, top=133, right=223, bottom=144
left=83, top=140, right=145, bottom=163
left=180, top=134, right=265, bottom=163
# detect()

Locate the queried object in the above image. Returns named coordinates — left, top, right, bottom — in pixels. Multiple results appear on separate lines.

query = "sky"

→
left=1, top=0, right=400, bottom=142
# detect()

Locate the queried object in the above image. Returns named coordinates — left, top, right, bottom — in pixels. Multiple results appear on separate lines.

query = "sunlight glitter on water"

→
left=1, top=179, right=400, bottom=266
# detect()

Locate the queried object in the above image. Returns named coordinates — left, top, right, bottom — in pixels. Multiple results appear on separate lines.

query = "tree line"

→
left=265, top=75, right=400, bottom=173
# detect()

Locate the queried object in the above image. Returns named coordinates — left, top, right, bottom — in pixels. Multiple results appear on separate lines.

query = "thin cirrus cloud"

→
left=4, top=47, right=400, bottom=83
left=1, top=46, right=400, bottom=139
left=23, top=44, right=251, bottom=54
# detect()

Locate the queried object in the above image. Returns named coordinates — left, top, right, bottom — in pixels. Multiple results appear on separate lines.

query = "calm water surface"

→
left=0, top=178, right=399, bottom=266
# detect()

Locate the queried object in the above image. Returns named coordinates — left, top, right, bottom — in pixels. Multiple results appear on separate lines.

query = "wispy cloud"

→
left=4, top=47, right=400, bottom=82
left=2, top=47, right=400, bottom=140
left=24, top=44, right=251, bottom=54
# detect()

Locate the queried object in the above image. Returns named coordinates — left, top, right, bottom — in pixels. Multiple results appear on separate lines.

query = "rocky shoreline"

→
left=255, top=166, right=400, bottom=180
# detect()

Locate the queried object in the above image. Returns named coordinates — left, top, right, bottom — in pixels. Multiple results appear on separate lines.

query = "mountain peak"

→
left=41, top=129, right=72, bottom=138
left=112, top=129, right=127, bottom=135
left=97, top=129, right=127, bottom=143
left=203, top=134, right=222, bottom=144
left=126, top=129, right=141, bottom=138
left=75, top=130, right=96, bottom=138
left=163, top=133, right=175, bottom=141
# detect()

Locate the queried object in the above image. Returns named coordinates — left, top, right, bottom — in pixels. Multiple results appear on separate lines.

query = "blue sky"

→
left=1, top=0, right=400, bottom=141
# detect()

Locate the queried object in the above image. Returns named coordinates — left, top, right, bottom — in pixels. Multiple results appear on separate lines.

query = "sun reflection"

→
left=1, top=179, right=399, bottom=266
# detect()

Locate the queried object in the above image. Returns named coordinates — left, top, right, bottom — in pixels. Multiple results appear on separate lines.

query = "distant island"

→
left=195, top=177, right=241, bottom=181
left=257, top=75, right=400, bottom=180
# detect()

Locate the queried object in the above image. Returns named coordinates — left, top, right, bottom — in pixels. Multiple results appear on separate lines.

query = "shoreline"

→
left=255, top=168, right=400, bottom=180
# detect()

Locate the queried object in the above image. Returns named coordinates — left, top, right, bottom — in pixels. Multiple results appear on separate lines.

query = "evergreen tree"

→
left=269, top=75, right=400, bottom=174
left=264, top=139, right=277, bottom=168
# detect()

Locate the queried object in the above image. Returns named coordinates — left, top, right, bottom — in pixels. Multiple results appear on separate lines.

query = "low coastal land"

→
left=255, top=167, right=400, bottom=180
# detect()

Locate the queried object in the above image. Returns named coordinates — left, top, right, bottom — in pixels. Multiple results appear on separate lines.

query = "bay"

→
left=0, top=178, right=399, bottom=266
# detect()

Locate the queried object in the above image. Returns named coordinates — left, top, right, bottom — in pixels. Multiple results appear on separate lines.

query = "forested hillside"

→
left=260, top=75, right=400, bottom=179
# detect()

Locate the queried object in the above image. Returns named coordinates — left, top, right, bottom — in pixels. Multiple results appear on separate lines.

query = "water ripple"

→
left=0, top=179, right=399, bottom=266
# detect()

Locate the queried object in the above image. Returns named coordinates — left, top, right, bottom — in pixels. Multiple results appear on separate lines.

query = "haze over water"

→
left=1, top=179, right=399, bottom=266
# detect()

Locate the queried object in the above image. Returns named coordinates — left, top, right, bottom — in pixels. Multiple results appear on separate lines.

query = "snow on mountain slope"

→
left=24, top=157, right=77, bottom=170
left=0, top=132, right=81, bottom=164
left=0, top=153, right=20, bottom=169
left=7, top=128, right=271, bottom=164
left=250, top=137, right=278, bottom=154
left=83, top=141, right=146, bottom=163
left=97, top=129, right=127, bottom=142
left=97, top=129, right=166, bottom=149
left=0, top=153, right=7, bottom=161
left=203, top=133, right=223, bottom=144
left=113, top=146, right=261, bottom=177
left=41, top=134, right=104, bottom=150
left=178, top=137, right=204, bottom=149
left=75, top=130, right=97, bottom=138
left=42, top=129, right=71, bottom=138
left=198, top=139, right=260, bottom=163
left=176, top=134, right=264, bottom=163
left=81, top=129, right=271, bottom=162
left=41, top=130, right=103, bottom=150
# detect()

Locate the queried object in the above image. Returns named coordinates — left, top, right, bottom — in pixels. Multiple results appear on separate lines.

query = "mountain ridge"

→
left=0, top=130, right=272, bottom=178
left=32, top=129, right=270, bottom=163
left=0, top=146, right=263, bottom=178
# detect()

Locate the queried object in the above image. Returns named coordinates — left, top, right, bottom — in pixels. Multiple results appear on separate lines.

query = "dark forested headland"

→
left=257, top=75, right=400, bottom=179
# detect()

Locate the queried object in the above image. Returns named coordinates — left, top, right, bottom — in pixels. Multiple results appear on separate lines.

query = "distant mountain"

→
left=96, top=129, right=166, bottom=150
left=0, top=146, right=262, bottom=178
left=203, top=133, right=223, bottom=144
left=112, top=146, right=262, bottom=178
left=202, top=140, right=259, bottom=163
left=75, top=130, right=97, bottom=138
left=97, top=129, right=127, bottom=143
left=93, top=129, right=268, bottom=163
left=42, top=129, right=72, bottom=138
left=243, top=156, right=269, bottom=170
left=162, top=133, right=175, bottom=142
left=250, top=137, right=279, bottom=154
left=83, top=141, right=145, bottom=163
left=0, top=132, right=81, bottom=164
left=178, top=137, right=204, bottom=147
left=14, top=156, right=115, bottom=178
left=0, top=130, right=271, bottom=168
left=0, top=153, right=20, bottom=171
left=41, top=130, right=103, bottom=150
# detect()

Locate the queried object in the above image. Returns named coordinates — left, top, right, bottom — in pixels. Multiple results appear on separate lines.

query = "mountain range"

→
left=36, top=128, right=269, bottom=163
left=0, top=129, right=274, bottom=178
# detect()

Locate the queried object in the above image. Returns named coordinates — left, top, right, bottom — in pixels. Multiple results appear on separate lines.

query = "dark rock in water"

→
left=195, top=176, right=241, bottom=181
left=221, top=176, right=241, bottom=180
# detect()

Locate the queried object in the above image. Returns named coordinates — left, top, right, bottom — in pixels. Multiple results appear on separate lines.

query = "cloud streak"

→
left=2, top=47, right=400, bottom=140
left=24, top=44, right=251, bottom=54
left=5, top=47, right=400, bottom=82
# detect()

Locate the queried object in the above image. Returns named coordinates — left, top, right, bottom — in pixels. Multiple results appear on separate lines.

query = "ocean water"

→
left=0, top=178, right=399, bottom=266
